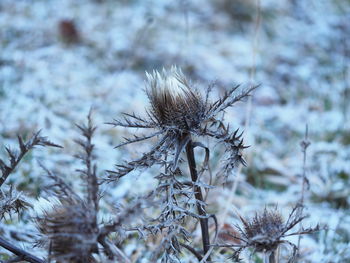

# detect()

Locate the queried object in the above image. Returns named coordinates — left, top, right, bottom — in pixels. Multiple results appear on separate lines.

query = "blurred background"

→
left=0, top=0, right=349, bottom=262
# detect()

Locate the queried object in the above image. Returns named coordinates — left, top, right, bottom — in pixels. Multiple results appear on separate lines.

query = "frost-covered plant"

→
left=33, top=114, right=100, bottom=262
left=36, top=112, right=143, bottom=263
left=220, top=206, right=319, bottom=263
left=0, top=131, right=61, bottom=187
left=0, top=131, right=61, bottom=263
left=37, top=198, right=98, bottom=263
left=143, top=169, right=193, bottom=262
left=107, top=66, right=255, bottom=261
left=107, top=67, right=253, bottom=178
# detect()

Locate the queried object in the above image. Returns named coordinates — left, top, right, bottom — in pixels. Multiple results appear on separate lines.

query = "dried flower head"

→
left=222, top=206, right=319, bottom=261
left=37, top=199, right=98, bottom=263
left=240, top=208, right=284, bottom=252
left=107, top=66, right=256, bottom=181
left=146, top=67, right=206, bottom=131
left=35, top=112, right=145, bottom=262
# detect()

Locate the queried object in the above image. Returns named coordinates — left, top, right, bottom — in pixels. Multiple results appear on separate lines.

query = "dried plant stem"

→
left=0, top=237, right=45, bottom=263
left=297, top=125, right=310, bottom=253
left=0, top=132, right=61, bottom=188
left=264, top=250, right=277, bottom=263
left=185, top=139, right=211, bottom=259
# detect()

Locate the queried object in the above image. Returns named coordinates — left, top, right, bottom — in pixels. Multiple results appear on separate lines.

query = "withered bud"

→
left=227, top=206, right=320, bottom=260
left=37, top=200, right=98, bottom=263
left=240, top=208, right=284, bottom=252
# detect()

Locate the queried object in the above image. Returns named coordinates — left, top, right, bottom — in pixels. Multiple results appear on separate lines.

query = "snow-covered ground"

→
left=1, top=0, right=349, bottom=262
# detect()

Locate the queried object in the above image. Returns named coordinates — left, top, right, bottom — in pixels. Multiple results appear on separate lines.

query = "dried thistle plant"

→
left=107, top=66, right=255, bottom=180
left=36, top=112, right=143, bottom=263
left=219, top=206, right=319, bottom=263
left=37, top=198, right=98, bottom=263
left=142, top=169, right=198, bottom=262
left=107, top=66, right=255, bottom=260
left=0, top=131, right=61, bottom=263
left=36, top=113, right=100, bottom=262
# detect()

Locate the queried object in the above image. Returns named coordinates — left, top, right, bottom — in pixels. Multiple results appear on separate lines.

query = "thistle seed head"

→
left=228, top=206, right=320, bottom=260
left=37, top=200, right=98, bottom=263
left=146, top=66, right=206, bottom=132
left=238, top=208, right=285, bottom=253
left=243, top=209, right=283, bottom=251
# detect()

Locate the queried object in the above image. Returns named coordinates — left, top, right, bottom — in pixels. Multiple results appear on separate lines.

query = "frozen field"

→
left=0, top=0, right=349, bottom=262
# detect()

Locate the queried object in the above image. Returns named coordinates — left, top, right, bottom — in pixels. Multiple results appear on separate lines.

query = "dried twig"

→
left=0, top=237, right=46, bottom=263
left=0, top=131, right=61, bottom=187
left=296, top=125, right=311, bottom=257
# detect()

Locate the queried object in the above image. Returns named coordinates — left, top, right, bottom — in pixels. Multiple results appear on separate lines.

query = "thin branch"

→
left=0, top=237, right=46, bottom=263
left=0, top=131, right=61, bottom=187
left=207, top=85, right=257, bottom=119
left=297, top=125, right=311, bottom=252
left=180, top=243, right=203, bottom=261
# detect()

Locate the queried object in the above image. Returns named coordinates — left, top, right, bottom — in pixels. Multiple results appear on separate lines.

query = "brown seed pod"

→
left=37, top=200, right=98, bottom=263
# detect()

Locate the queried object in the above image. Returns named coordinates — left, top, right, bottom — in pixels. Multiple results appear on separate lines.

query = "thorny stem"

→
left=82, top=112, right=99, bottom=212
left=0, top=237, right=46, bottom=263
left=185, top=139, right=211, bottom=260
left=0, top=133, right=61, bottom=188
left=0, top=151, right=25, bottom=188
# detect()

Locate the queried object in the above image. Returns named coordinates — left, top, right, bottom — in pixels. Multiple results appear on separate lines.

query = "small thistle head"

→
left=146, top=67, right=206, bottom=132
left=37, top=199, right=98, bottom=263
left=229, top=206, right=319, bottom=260
left=240, top=208, right=284, bottom=252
